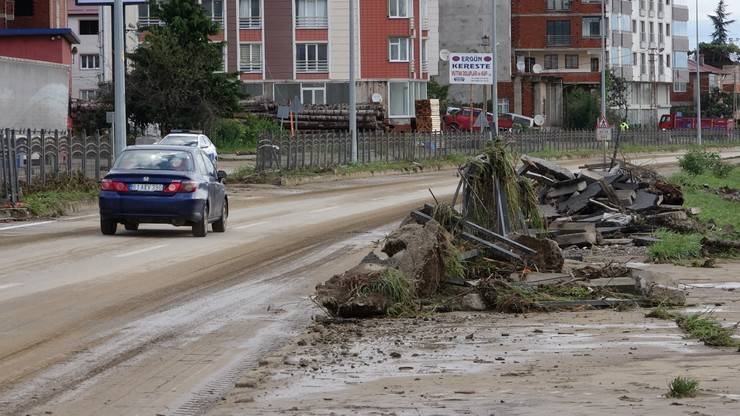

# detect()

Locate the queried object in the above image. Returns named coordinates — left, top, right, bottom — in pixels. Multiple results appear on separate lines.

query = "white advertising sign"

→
left=449, top=53, right=493, bottom=85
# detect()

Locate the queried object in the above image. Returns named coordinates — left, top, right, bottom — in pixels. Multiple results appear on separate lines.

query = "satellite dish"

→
left=534, top=115, right=545, bottom=126
left=371, top=93, right=383, bottom=103
left=516, top=60, right=525, bottom=72
left=532, top=64, right=543, bottom=74
left=439, top=49, right=450, bottom=62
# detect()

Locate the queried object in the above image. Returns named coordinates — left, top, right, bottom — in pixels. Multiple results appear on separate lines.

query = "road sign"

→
left=277, top=106, right=290, bottom=120
left=595, top=115, right=611, bottom=142
left=448, top=53, right=494, bottom=85
left=596, top=115, right=610, bottom=129
left=106, top=111, right=115, bottom=124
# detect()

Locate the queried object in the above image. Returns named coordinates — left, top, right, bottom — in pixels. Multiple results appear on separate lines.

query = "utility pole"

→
left=600, top=0, right=606, bottom=120
left=490, top=0, right=498, bottom=138
left=349, top=0, right=357, bottom=163
left=695, top=0, right=701, bottom=145
left=113, top=0, right=126, bottom=157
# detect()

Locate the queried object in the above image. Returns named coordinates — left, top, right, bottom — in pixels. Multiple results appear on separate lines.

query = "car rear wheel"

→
left=101, top=218, right=117, bottom=235
left=212, top=199, right=227, bottom=233
left=192, top=205, right=208, bottom=237
left=124, top=223, right=139, bottom=231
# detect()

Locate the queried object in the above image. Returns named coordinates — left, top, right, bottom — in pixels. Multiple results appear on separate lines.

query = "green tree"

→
left=606, top=69, right=630, bottom=123
left=564, top=87, right=600, bottom=129
left=709, top=0, right=735, bottom=45
left=698, top=42, right=740, bottom=67
left=126, top=0, right=241, bottom=133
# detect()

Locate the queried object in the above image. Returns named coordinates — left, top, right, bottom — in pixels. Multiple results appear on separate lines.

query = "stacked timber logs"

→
left=236, top=99, right=386, bottom=131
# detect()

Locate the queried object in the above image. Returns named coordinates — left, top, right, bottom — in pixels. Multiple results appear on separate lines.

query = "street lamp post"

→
left=349, top=0, right=357, bottom=163
left=113, top=0, right=126, bottom=157
left=695, top=0, right=701, bottom=145
left=490, top=0, right=498, bottom=138
left=600, top=0, right=606, bottom=120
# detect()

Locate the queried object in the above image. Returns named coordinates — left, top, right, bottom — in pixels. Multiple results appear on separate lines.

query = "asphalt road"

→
left=0, top=150, right=738, bottom=416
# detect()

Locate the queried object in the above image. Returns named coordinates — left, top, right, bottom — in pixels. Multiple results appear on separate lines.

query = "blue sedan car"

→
left=99, top=146, right=228, bottom=237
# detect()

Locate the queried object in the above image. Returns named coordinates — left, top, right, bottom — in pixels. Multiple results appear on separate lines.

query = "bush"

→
left=564, top=87, right=600, bottom=130
left=210, top=116, right=282, bottom=152
left=678, top=149, right=725, bottom=176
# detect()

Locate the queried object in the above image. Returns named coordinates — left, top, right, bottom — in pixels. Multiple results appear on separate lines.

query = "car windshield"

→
left=160, top=135, right=199, bottom=147
left=115, top=150, right=194, bottom=171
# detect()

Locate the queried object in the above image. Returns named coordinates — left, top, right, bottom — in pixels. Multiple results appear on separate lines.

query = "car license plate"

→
left=130, top=183, right=164, bottom=192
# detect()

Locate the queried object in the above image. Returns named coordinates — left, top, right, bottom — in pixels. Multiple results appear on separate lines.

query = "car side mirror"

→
left=217, top=170, right=227, bottom=182
left=200, top=144, right=209, bottom=148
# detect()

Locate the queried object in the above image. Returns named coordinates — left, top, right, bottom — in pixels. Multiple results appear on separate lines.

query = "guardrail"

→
left=1, top=129, right=112, bottom=204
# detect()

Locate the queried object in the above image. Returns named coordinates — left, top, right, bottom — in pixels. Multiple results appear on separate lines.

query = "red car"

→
left=443, top=107, right=535, bottom=131
left=658, top=113, right=735, bottom=131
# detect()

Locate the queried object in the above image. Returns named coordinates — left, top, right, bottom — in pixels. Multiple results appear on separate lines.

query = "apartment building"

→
left=510, top=0, right=690, bottom=127
left=137, top=0, right=440, bottom=124
left=671, top=58, right=727, bottom=109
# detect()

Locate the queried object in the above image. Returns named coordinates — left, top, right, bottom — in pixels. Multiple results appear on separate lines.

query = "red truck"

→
left=443, top=107, right=535, bottom=132
left=658, top=113, right=735, bottom=131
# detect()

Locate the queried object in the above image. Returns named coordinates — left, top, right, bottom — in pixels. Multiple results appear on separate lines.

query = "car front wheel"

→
left=192, top=205, right=208, bottom=237
left=101, top=218, right=117, bottom=235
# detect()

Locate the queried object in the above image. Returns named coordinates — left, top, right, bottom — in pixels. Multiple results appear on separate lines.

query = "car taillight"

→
left=100, top=179, right=128, bottom=192
left=164, top=180, right=198, bottom=193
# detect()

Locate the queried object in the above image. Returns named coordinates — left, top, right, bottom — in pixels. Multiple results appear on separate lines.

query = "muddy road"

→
left=0, top=151, right=738, bottom=416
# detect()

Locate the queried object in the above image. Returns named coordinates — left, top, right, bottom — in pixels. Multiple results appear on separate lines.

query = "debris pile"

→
left=315, top=144, right=688, bottom=318
left=522, top=155, right=702, bottom=247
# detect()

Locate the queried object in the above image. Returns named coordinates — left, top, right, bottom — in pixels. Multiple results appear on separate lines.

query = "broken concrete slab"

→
left=547, top=181, right=587, bottom=198
left=614, top=189, right=636, bottom=206
left=630, top=269, right=686, bottom=306
left=577, top=169, right=604, bottom=183
left=632, top=235, right=661, bottom=246
left=515, top=272, right=573, bottom=287
left=521, top=155, right=575, bottom=181
left=556, top=231, right=597, bottom=247
left=460, top=293, right=487, bottom=311
left=629, top=190, right=661, bottom=211
left=584, top=277, right=639, bottom=294
left=549, top=222, right=596, bottom=235
left=601, top=238, right=633, bottom=245
left=560, top=181, right=605, bottom=214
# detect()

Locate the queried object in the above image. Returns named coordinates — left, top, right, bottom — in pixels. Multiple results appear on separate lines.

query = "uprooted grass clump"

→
left=645, top=305, right=677, bottom=320
left=667, top=376, right=699, bottom=398
left=358, top=268, right=416, bottom=317
left=675, top=313, right=739, bottom=347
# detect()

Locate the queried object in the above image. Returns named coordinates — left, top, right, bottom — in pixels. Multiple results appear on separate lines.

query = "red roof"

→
left=688, top=59, right=725, bottom=74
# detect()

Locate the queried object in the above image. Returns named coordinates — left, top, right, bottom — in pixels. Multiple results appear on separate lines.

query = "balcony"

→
left=240, top=62, right=262, bottom=72
left=295, top=16, right=328, bottom=29
left=422, top=59, right=429, bottom=72
left=546, top=34, right=571, bottom=46
left=296, top=60, right=328, bottom=72
left=239, top=16, right=261, bottom=29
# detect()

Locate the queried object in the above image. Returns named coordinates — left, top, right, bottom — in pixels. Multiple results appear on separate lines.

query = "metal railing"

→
left=296, top=59, right=328, bottom=73
left=546, top=35, right=571, bottom=46
left=295, top=16, right=328, bottom=28
left=240, top=61, right=262, bottom=72
left=1, top=129, right=113, bottom=204
left=255, top=129, right=740, bottom=173
left=239, top=16, right=261, bottom=29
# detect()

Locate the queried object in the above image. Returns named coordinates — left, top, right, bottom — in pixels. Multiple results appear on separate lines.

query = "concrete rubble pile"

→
left=521, top=155, right=703, bottom=248
left=314, top=147, right=687, bottom=319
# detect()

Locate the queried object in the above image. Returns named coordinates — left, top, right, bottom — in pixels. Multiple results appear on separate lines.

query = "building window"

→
left=666, top=23, right=670, bottom=36
left=673, top=51, right=687, bottom=68
left=640, top=53, right=646, bottom=74
left=214, top=43, right=227, bottom=72
left=137, top=2, right=162, bottom=27
left=79, top=89, right=98, bottom=101
left=15, top=0, right=33, bottom=16
left=581, top=17, right=601, bottom=38
left=240, top=43, right=262, bottom=72
left=633, top=52, right=637, bottom=65
left=524, top=57, right=536, bottom=73
left=673, top=82, right=687, bottom=92
left=547, top=20, right=571, bottom=45
left=544, top=54, right=558, bottom=70
left=301, top=83, right=326, bottom=105
left=296, top=0, right=328, bottom=28
left=591, top=57, right=599, bottom=72
left=708, top=74, right=718, bottom=90
left=667, top=53, right=671, bottom=67
left=239, top=0, right=261, bottom=28
left=498, top=98, right=510, bottom=115
left=80, top=54, right=100, bottom=70
left=632, top=20, right=637, bottom=33
left=389, top=37, right=410, bottom=62
left=565, top=55, right=578, bottom=69
left=389, top=0, right=409, bottom=18
left=421, top=39, right=428, bottom=72
left=546, top=0, right=571, bottom=10
left=296, top=43, right=328, bottom=72
left=202, top=0, right=224, bottom=27
left=79, top=20, right=99, bottom=35
left=389, top=81, right=411, bottom=117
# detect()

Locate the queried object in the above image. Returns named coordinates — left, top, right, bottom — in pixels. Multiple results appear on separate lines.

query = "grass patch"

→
left=23, top=190, right=98, bottom=217
left=648, top=230, right=703, bottom=264
left=527, top=143, right=740, bottom=160
left=645, top=305, right=677, bottom=320
left=676, top=313, right=738, bottom=347
left=667, top=376, right=699, bottom=398
left=359, top=268, right=416, bottom=317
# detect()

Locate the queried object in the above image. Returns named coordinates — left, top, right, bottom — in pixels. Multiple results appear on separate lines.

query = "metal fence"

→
left=1, top=129, right=113, bottom=204
left=256, top=131, right=486, bottom=171
left=257, top=129, right=740, bottom=172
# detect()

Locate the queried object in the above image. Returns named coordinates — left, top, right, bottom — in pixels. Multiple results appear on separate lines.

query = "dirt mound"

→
left=315, top=220, right=455, bottom=318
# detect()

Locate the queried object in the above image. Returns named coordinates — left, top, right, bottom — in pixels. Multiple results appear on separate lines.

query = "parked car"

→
left=98, top=145, right=228, bottom=237
left=500, top=112, right=536, bottom=130
left=442, top=107, right=515, bottom=131
left=159, top=131, right=218, bottom=163
left=658, top=113, right=735, bottom=131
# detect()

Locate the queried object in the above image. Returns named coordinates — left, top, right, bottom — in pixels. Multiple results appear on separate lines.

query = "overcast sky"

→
left=687, top=0, right=740, bottom=48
